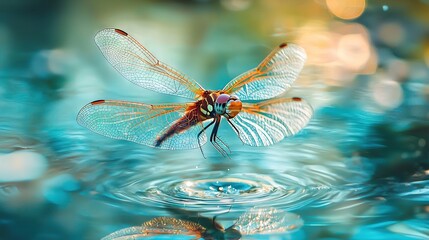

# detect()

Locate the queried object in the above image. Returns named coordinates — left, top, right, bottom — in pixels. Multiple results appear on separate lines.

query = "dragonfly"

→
left=77, top=28, right=313, bottom=157
left=101, top=207, right=303, bottom=240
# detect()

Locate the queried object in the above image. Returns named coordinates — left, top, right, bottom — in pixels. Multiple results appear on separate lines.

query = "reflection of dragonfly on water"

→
left=101, top=207, right=303, bottom=240
left=77, top=28, right=313, bottom=157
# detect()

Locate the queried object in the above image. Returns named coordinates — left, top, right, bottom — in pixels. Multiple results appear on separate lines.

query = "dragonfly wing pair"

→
left=77, top=28, right=312, bottom=150
left=78, top=100, right=206, bottom=149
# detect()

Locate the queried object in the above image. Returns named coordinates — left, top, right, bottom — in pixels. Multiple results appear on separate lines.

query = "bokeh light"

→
left=297, top=23, right=337, bottom=65
left=326, top=0, right=366, bottom=20
left=337, top=33, right=370, bottom=71
left=0, top=151, right=47, bottom=182
left=221, top=0, right=252, bottom=11
left=387, top=59, right=409, bottom=82
left=297, top=21, right=377, bottom=87
left=378, top=22, right=405, bottom=47
left=370, top=76, right=404, bottom=111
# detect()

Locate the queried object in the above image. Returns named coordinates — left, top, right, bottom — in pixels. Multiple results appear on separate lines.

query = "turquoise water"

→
left=1, top=1, right=429, bottom=239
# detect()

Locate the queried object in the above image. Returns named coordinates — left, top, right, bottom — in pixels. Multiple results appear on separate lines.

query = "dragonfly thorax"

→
left=214, top=93, right=242, bottom=119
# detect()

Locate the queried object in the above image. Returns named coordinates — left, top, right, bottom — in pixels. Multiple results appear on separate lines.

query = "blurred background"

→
left=0, top=0, right=429, bottom=239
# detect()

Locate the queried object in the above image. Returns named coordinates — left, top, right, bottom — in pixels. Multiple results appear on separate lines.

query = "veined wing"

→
left=226, top=207, right=303, bottom=236
left=101, top=217, right=206, bottom=240
left=101, top=226, right=147, bottom=240
left=223, top=43, right=306, bottom=101
left=77, top=100, right=207, bottom=149
left=228, top=97, right=312, bottom=146
left=95, top=28, right=205, bottom=99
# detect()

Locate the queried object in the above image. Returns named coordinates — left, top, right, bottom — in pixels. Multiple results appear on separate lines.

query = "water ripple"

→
left=95, top=160, right=361, bottom=214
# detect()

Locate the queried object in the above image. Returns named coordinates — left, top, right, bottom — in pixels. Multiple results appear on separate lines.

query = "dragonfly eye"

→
left=215, top=94, right=242, bottom=117
left=215, top=94, right=230, bottom=114
left=225, top=97, right=242, bottom=119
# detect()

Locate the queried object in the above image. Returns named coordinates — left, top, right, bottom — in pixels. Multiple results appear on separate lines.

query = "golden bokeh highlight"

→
left=360, top=46, right=378, bottom=75
left=337, top=34, right=370, bottom=71
left=297, top=30, right=338, bottom=65
left=326, top=0, right=366, bottom=20
left=335, top=23, right=376, bottom=74
left=297, top=21, right=377, bottom=87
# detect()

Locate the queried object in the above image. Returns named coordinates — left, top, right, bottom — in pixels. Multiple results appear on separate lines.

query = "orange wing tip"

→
left=90, top=99, right=106, bottom=105
left=292, top=97, right=302, bottom=102
left=114, top=29, right=128, bottom=36
left=279, top=43, right=288, bottom=48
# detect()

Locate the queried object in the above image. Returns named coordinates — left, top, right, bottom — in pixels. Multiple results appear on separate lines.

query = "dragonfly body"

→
left=155, top=91, right=242, bottom=152
left=77, top=28, right=313, bottom=156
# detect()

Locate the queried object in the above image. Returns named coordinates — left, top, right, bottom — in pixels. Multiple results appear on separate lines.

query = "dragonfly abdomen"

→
left=154, top=108, right=200, bottom=147
left=154, top=93, right=221, bottom=147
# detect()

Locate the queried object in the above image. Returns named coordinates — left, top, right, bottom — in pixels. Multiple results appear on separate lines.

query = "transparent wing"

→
left=95, top=28, right=205, bottom=99
left=229, top=97, right=312, bottom=146
left=77, top=100, right=207, bottom=149
left=223, top=43, right=306, bottom=101
left=101, top=226, right=147, bottom=240
left=101, top=217, right=206, bottom=240
left=226, top=207, right=303, bottom=236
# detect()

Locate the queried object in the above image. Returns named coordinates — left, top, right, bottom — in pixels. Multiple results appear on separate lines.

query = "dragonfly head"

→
left=215, top=94, right=242, bottom=118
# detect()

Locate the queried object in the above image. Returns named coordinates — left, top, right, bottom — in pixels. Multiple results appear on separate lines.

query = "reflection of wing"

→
left=77, top=100, right=207, bottom=149
left=101, top=226, right=146, bottom=240
left=228, top=98, right=312, bottom=146
left=223, top=43, right=306, bottom=101
left=101, top=217, right=206, bottom=240
left=226, top=208, right=303, bottom=236
left=95, top=28, right=205, bottom=99
left=142, top=217, right=206, bottom=237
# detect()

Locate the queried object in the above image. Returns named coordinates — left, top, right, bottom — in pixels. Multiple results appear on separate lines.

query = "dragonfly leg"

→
left=197, top=119, right=216, bottom=158
left=212, top=140, right=229, bottom=158
left=226, top=118, right=244, bottom=145
left=213, top=120, right=231, bottom=154
left=209, top=117, right=220, bottom=142
left=210, top=118, right=230, bottom=158
left=215, top=136, right=232, bottom=154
